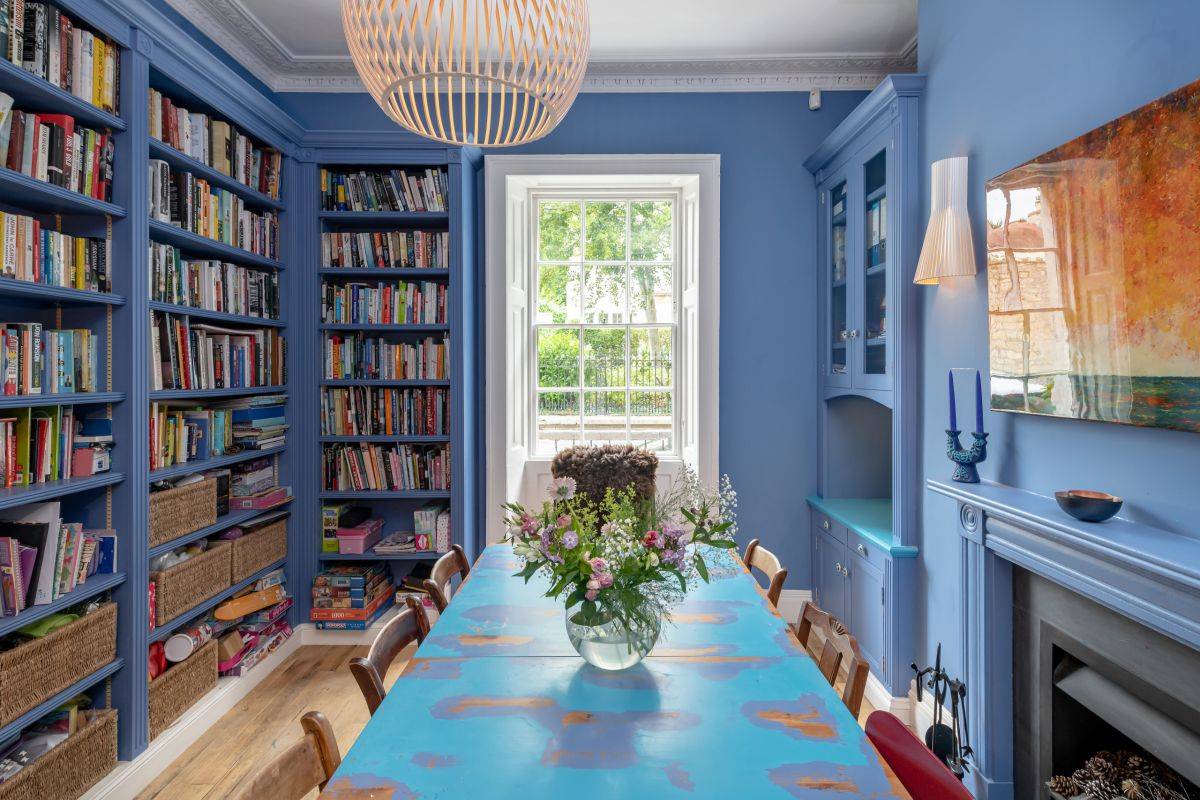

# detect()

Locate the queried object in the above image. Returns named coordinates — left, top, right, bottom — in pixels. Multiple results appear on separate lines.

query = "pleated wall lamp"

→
left=341, top=0, right=590, bottom=147
left=913, top=156, right=978, bottom=285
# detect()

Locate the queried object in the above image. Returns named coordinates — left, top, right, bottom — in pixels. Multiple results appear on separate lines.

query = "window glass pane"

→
left=584, top=201, right=626, bottom=261
left=583, top=327, right=626, bottom=388
left=631, top=200, right=672, bottom=261
left=631, top=390, right=672, bottom=451
left=537, top=264, right=581, bottom=324
left=538, top=391, right=580, bottom=452
left=583, top=390, right=628, bottom=444
left=630, top=265, right=673, bottom=323
left=583, top=264, right=626, bottom=323
left=629, top=328, right=673, bottom=387
left=538, top=201, right=582, bottom=261
left=537, top=328, right=579, bottom=388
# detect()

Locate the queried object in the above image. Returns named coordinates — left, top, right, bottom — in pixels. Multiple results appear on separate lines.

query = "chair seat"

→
left=865, top=710, right=973, bottom=800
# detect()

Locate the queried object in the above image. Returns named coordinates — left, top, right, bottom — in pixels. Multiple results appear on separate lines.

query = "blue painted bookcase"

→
left=0, top=0, right=479, bottom=777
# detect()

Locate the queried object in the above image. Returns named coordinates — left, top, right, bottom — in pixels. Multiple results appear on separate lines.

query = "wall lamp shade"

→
left=340, top=0, right=590, bottom=147
left=913, top=156, right=978, bottom=285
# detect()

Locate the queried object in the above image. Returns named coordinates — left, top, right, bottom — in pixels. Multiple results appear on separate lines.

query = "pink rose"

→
left=557, top=514, right=571, bottom=529
left=643, top=530, right=663, bottom=549
left=589, top=557, right=608, bottom=573
left=598, top=572, right=614, bottom=588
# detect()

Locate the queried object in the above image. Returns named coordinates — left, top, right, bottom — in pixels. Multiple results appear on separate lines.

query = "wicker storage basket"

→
left=0, top=602, right=118, bottom=727
left=230, top=519, right=287, bottom=583
left=151, top=541, right=232, bottom=627
left=148, top=639, right=218, bottom=740
left=0, top=708, right=117, bottom=800
left=149, top=477, right=218, bottom=549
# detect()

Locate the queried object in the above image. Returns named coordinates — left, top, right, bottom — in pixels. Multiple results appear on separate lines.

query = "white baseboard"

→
left=80, top=632, right=302, bottom=800
left=776, top=588, right=812, bottom=623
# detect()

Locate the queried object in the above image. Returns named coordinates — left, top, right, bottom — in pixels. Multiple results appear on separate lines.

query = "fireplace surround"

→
left=928, top=479, right=1200, bottom=800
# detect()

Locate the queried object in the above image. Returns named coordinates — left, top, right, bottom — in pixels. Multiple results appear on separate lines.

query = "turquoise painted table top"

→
left=323, top=545, right=908, bottom=799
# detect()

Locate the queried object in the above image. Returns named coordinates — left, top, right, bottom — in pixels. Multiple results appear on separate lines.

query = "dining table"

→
left=322, top=544, right=910, bottom=799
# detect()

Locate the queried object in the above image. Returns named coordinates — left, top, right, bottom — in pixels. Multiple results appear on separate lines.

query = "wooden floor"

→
left=139, top=643, right=876, bottom=799
left=136, top=644, right=415, bottom=800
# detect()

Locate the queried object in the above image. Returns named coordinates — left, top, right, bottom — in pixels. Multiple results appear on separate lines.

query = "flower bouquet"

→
left=502, top=468, right=739, bottom=669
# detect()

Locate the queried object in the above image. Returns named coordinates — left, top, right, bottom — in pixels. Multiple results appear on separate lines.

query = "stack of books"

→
left=319, top=167, right=448, bottom=213
left=148, top=89, right=282, bottom=200
left=231, top=455, right=275, bottom=499
left=149, top=160, right=280, bottom=259
left=0, top=95, right=113, bottom=201
left=321, top=280, right=447, bottom=326
left=0, top=210, right=110, bottom=292
left=311, top=563, right=394, bottom=630
left=149, top=312, right=286, bottom=391
left=149, top=242, right=279, bottom=320
left=222, top=395, right=286, bottom=452
left=1, top=323, right=99, bottom=395
left=373, top=531, right=430, bottom=555
left=2, top=3, right=120, bottom=112
left=322, top=229, right=449, bottom=270
left=323, top=442, right=450, bottom=492
left=0, top=501, right=116, bottom=615
left=320, top=386, right=449, bottom=437
left=323, top=333, right=447, bottom=381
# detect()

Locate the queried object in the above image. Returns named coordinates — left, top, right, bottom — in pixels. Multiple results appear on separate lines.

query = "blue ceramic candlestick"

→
left=947, top=429, right=988, bottom=483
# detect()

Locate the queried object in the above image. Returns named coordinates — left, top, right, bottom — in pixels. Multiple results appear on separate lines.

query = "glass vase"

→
left=564, top=607, right=661, bottom=670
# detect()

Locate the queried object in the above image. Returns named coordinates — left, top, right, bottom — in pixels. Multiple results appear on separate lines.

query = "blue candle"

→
left=948, top=370, right=957, bottom=431
left=975, top=370, right=985, bottom=433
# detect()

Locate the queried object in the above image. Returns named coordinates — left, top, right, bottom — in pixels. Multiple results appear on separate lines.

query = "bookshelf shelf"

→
left=319, top=323, right=449, bottom=333
left=320, top=379, right=450, bottom=388
left=317, top=551, right=439, bottom=562
left=0, top=58, right=126, bottom=132
left=866, top=262, right=887, bottom=277
left=147, top=499, right=293, bottom=559
left=148, top=444, right=287, bottom=482
left=317, top=490, right=452, bottom=501
left=319, top=268, right=449, bottom=279
left=148, top=219, right=283, bottom=270
left=318, top=435, right=450, bottom=444
left=0, top=166, right=126, bottom=218
left=147, top=300, right=286, bottom=328
left=0, top=472, right=125, bottom=511
left=148, top=138, right=285, bottom=211
left=0, top=391, right=125, bottom=409
left=0, top=571, right=126, bottom=638
left=317, top=210, right=449, bottom=225
left=149, top=558, right=287, bottom=642
left=149, top=385, right=286, bottom=401
left=0, top=278, right=126, bottom=306
left=0, top=658, right=125, bottom=744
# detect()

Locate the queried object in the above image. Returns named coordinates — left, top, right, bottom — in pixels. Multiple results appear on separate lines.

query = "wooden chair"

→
left=423, top=544, right=471, bottom=612
left=865, top=710, right=973, bottom=799
left=795, top=600, right=870, bottom=718
left=349, top=595, right=431, bottom=715
left=229, top=711, right=341, bottom=800
left=742, top=538, right=788, bottom=608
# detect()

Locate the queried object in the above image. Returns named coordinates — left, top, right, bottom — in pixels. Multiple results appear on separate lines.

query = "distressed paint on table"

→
left=323, top=545, right=908, bottom=799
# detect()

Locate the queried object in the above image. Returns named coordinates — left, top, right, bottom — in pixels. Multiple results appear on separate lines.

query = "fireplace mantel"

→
left=926, top=478, right=1200, bottom=799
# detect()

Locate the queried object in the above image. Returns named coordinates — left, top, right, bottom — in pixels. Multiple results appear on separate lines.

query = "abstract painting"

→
left=986, top=76, right=1200, bottom=432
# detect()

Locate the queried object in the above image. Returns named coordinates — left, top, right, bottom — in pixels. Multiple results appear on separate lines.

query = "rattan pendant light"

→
left=341, top=0, right=590, bottom=147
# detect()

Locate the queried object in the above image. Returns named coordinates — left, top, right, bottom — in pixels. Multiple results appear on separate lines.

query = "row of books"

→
left=149, top=88, right=282, bottom=200
left=322, top=230, right=449, bottom=270
left=321, top=280, right=447, bottom=326
left=1, top=1, right=120, bottom=112
left=149, top=397, right=285, bottom=471
left=322, top=442, right=450, bottom=492
left=0, top=407, right=111, bottom=487
left=1, top=96, right=113, bottom=201
left=324, top=334, right=447, bottom=381
left=149, top=160, right=280, bottom=260
left=2, top=323, right=99, bottom=395
left=0, top=211, right=109, bottom=292
left=0, top=503, right=115, bottom=615
left=319, top=167, right=448, bottom=213
left=150, top=312, right=286, bottom=392
left=150, top=242, right=280, bottom=320
left=320, top=386, right=448, bottom=437
left=311, top=562, right=394, bottom=629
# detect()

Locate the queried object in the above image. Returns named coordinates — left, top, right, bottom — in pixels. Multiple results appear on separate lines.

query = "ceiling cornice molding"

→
left=167, top=0, right=917, bottom=94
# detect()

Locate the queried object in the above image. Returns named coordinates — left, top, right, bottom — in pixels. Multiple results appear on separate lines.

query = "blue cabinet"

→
left=847, top=549, right=885, bottom=675
left=813, top=527, right=847, bottom=622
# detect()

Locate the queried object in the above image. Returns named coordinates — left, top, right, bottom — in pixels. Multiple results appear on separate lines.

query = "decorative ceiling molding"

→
left=166, top=0, right=917, bottom=94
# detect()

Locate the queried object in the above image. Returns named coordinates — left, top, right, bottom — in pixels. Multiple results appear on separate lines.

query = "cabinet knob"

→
left=834, top=561, right=842, bottom=573
left=857, top=544, right=868, bottom=557
left=822, top=519, right=830, bottom=530
left=850, top=329, right=860, bottom=339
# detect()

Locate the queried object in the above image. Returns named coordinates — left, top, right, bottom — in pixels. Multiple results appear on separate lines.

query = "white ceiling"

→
left=167, top=0, right=918, bottom=92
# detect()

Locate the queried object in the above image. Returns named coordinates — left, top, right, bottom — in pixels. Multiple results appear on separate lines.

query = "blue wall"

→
left=916, top=0, right=1200, bottom=675
left=280, top=90, right=865, bottom=582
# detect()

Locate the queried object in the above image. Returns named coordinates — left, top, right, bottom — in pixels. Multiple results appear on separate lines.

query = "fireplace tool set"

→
left=912, top=644, right=973, bottom=780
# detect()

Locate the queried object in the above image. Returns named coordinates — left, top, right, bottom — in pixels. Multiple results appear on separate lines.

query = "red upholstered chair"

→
left=865, top=711, right=973, bottom=800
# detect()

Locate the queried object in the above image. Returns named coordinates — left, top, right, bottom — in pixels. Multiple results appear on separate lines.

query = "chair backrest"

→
left=865, top=710, right=973, bottom=800
left=349, top=595, right=430, bottom=715
left=742, top=538, right=788, bottom=608
left=423, top=544, right=471, bottom=612
left=230, top=711, right=341, bottom=800
left=794, top=600, right=870, bottom=717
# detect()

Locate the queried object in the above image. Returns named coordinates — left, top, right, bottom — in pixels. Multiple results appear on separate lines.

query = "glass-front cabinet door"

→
left=854, top=132, right=892, bottom=391
left=824, top=175, right=851, bottom=387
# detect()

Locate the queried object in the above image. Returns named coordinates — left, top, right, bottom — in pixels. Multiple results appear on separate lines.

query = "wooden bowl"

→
left=1054, top=490, right=1122, bottom=523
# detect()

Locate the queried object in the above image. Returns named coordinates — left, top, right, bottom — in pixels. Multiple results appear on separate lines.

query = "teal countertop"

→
left=806, top=495, right=919, bottom=558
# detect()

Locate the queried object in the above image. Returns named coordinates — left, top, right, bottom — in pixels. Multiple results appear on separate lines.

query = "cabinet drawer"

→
left=811, top=509, right=848, bottom=545
left=848, top=530, right=886, bottom=571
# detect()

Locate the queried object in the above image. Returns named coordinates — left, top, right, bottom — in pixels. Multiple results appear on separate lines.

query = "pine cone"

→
left=1120, top=778, right=1148, bottom=800
left=1085, top=755, right=1119, bottom=785
left=1079, top=778, right=1121, bottom=800
left=1049, top=774, right=1080, bottom=796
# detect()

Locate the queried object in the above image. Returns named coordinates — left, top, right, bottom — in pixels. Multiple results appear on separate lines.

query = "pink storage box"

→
left=337, top=519, right=385, bottom=554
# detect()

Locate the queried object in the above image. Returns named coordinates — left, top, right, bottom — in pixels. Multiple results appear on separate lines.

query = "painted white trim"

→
left=80, top=633, right=302, bottom=800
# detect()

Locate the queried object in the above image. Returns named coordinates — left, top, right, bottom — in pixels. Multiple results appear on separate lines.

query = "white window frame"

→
left=484, top=155, right=720, bottom=543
